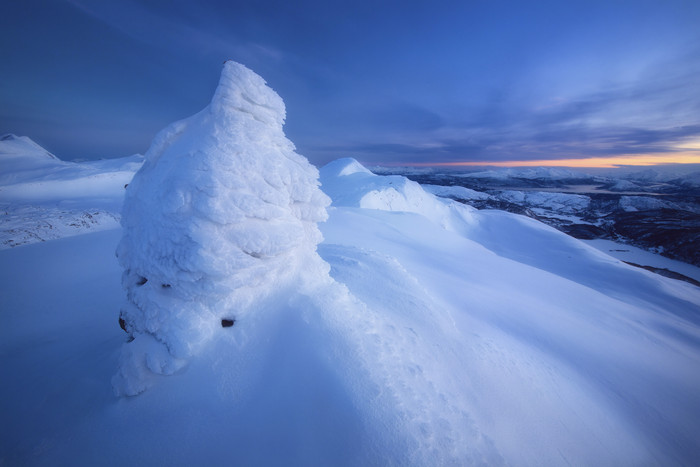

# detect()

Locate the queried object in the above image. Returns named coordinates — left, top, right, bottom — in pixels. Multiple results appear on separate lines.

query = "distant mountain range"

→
left=390, top=166, right=700, bottom=266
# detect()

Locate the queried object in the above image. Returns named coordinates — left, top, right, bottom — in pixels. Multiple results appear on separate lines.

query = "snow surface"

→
left=2, top=157, right=700, bottom=464
left=2, top=65, right=700, bottom=465
left=583, top=238, right=700, bottom=282
left=0, top=135, right=142, bottom=248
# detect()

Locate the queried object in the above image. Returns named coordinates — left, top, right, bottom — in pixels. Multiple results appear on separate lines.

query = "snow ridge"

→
left=320, top=158, right=477, bottom=233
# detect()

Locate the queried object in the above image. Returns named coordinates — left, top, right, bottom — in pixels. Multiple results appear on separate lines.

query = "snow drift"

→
left=113, top=61, right=330, bottom=395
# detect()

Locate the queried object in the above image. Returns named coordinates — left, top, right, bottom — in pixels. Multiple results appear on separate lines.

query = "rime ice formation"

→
left=113, top=61, right=330, bottom=396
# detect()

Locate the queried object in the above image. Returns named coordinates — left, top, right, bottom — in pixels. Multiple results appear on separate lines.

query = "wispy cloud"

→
left=326, top=47, right=700, bottom=166
left=63, top=0, right=285, bottom=66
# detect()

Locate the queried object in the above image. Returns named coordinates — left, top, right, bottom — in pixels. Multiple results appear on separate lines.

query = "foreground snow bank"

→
left=114, top=61, right=330, bottom=395
left=2, top=157, right=700, bottom=464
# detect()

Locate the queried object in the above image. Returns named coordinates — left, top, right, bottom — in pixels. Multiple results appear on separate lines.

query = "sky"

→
left=2, top=0, right=700, bottom=167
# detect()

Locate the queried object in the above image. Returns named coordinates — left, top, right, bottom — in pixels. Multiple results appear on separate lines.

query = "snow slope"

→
left=2, top=64, right=700, bottom=465
left=0, top=134, right=142, bottom=248
left=422, top=183, right=492, bottom=201
left=2, top=157, right=699, bottom=465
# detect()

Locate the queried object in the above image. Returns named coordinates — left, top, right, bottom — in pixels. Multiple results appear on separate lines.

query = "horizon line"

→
left=378, top=152, right=700, bottom=169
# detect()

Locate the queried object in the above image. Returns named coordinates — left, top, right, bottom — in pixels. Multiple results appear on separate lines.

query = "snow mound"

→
left=114, top=61, right=331, bottom=395
left=320, top=158, right=476, bottom=232
left=323, top=157, right=375, bottom=177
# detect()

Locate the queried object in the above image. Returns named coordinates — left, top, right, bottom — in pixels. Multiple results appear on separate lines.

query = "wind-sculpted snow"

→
left=318, top=165, right=700, bottom=464
left=114, top=61, right=330, bottom=395
left=320, top=157, right=477, bottom=232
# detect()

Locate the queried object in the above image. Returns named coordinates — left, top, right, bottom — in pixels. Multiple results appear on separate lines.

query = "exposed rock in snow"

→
left=619, top=196, right=679, bottom=212
left=114, top=61, right=330, bottom=395
left=497, top=190, right=591, bottom=214
left=0, top=206, right=120, bottom=249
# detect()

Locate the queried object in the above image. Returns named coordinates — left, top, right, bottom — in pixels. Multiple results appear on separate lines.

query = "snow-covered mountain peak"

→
left=210, top=60, right=286, bottom=128
left=0, top=134, right=58, bottom=160
left=460, top=166, right=583, bottom=180
left=322, top=157, right=376, bottom=177
left=0, top=134, right=69, bottom=185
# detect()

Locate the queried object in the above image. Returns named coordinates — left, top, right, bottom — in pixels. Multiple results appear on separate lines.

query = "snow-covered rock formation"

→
left=113, top=61, right=330, bottom=396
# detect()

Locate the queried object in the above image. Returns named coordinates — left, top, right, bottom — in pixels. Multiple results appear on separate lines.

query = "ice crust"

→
left=114, top=61, right=330, bottom=395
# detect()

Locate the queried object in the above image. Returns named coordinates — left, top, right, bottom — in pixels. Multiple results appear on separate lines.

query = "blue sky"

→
left=2, top=0, right=699, bottom=166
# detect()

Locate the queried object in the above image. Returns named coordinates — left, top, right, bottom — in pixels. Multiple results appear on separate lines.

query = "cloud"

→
left=62, top=0, right=285, bottom=66
left=348, top=47, right=700, bottom=165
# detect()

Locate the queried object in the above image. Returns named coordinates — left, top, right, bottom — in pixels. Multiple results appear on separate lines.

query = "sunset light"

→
left=407, top=152, right=700, bottom=168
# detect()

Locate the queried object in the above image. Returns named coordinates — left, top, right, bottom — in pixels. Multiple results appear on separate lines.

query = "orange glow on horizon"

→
left=403, top=152, right=700, bottom=169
